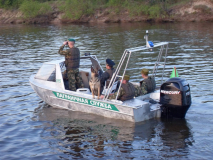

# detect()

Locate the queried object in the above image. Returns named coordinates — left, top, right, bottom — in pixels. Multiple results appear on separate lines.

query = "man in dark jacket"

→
left=100, top=59, right=116, bottom=91
left=58, top=38, right=84, bottom=91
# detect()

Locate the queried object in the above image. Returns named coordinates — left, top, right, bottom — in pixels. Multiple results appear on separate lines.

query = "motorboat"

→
left=29, top=31, right=191, bottom=122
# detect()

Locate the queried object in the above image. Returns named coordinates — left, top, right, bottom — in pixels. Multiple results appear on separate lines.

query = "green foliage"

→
left=124, top=2, right=145, bottom=16
left=107, top=0, right=123, bottom=7
left=57, top=0, right=174, bottom=19
left=0, top=0, right=52, bottom=9
left=0, top=0, right=24, bottom=9
left=0, top=0, right=201, bottom=20
left=123, top=1, right=162, bottom=18
left=59, top=0, right=99, bottom=20
left=19, top=0, right=52, bottom=18
left=148, top=5, right=161, bottom=18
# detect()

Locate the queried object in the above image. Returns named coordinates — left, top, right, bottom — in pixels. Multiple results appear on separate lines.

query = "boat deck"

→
left=122, top=98, right=149, bottom=108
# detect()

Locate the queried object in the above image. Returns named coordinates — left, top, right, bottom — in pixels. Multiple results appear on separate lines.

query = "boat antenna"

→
left=144, top=30, right=153, bottom=51
left=144, top=30, right=149, bottom=48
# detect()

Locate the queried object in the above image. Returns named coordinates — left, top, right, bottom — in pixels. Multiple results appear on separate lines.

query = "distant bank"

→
left=0, top=0, right=213, bottom=24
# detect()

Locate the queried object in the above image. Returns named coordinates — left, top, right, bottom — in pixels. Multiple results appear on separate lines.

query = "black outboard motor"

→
left=160, top=77, right=191, bottom=118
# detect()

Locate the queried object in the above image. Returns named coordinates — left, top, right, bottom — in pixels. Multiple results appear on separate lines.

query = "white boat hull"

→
left=30, top=75, right=161, bottom=122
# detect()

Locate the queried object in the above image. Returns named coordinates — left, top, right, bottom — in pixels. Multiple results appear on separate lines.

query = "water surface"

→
left=0, top=22, right=213, bottom=159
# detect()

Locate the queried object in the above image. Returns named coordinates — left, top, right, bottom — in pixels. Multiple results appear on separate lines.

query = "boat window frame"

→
left=35, top=63, right=56, bottom=82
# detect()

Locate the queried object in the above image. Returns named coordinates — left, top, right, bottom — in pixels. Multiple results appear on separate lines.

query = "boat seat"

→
left=76, top=88, right=91, bottom=94
left=79, top=71, right=90, bottom=89
left=62, top=71, right=90, bottom=91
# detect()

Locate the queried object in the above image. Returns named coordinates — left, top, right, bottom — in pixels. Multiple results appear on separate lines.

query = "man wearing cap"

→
left=102, top=75, right=135, bottom=101
left=100, top=59, right=116, bottom=91
left=58, top=39, right=84, bottom=91
left=135, top=68, right=156, bottom=96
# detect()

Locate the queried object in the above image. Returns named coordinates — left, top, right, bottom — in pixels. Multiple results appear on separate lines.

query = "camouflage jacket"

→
left=58, top=45, right=80, bottom=70
left=108, top=87, right=125, bottom=100
left=108, top=82, right=135, bottom=101
left=141, top=76, right=156, bottom=93
left=134, top=82, right=148, bottom=97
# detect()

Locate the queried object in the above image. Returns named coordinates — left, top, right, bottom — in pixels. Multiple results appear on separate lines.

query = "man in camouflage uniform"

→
left=135, top=68, right=156, bottom=96
left=58, top=38, right=84, bottom=91
left=103, top=75, right=135, bottom=101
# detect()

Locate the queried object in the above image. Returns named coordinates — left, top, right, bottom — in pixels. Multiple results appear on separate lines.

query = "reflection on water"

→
left=0, top=22, right=213, bottom=159
left=35, top=104, right=194, bottom=159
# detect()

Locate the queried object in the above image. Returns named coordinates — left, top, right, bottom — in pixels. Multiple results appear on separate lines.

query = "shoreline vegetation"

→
left=0, top=0, right=213, bottom=24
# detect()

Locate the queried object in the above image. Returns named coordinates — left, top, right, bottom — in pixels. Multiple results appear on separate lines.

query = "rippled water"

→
left=0, top=22, right=213, bottom=159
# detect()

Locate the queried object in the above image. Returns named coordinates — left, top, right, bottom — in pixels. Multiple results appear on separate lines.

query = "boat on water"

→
left=29, top=31, right=191, bottom=122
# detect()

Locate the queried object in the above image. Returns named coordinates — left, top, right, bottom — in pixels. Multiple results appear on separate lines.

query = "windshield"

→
left=35, top=64, right=56, bottom=82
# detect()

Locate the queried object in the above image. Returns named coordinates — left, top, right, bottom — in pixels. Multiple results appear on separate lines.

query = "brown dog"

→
left=89, top=66, right=101, bottom=99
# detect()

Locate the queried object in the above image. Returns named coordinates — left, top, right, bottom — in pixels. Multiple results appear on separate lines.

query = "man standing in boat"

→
left=101, top=75, right=135, bottom=101
left=58, top=39, right=84, bottom=91
left=135, top=68, right=156, bottom=96
left=100, top=58, right=116, bottom=91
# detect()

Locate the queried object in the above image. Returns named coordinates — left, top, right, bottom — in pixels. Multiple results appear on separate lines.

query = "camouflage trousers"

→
left=67, top=69, right=84, bottom=91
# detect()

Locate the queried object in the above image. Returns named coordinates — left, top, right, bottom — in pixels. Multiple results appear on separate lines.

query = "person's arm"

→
left=98, top=69, right=103, bottom=79
left=58, top=42, right=69, bottom=55
left=134, top=85, right=140, bottom=97
left=141, top=82, right=148, bottom=95
left=100, top=72, right=109, bottom=85
left=108, top=87, right=124, bottom=100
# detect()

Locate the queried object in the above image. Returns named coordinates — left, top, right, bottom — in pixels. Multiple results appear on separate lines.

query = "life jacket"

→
left=120, top=82, right=135, bottom=101
left=105, top=68, right=115, bottom=87
left=140, top=76, right=156, bottom=93
left=65, top=47, right=80, bottom=70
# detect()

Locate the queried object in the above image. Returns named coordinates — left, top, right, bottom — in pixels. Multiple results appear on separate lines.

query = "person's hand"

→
left=63, top=41, right=68, bottom=45
left=100, top=95, right=105, bottom=99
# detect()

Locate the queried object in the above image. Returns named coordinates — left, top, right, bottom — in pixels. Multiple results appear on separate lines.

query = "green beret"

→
left=68, top=38, right=75, bottom=42
left=120, top=75, right=130, bottom=81
left=141, top=68, right=149, bottom=75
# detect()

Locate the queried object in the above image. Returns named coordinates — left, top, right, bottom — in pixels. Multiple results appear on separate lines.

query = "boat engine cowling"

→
left=160, top=77, right=191, bottom=118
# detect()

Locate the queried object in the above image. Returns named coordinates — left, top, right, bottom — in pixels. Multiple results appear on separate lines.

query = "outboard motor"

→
left=160, top=77, right=191, bottom=118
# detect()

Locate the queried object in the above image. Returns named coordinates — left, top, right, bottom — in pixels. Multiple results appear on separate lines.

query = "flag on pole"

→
left=170, top=67, right=179, bottom=78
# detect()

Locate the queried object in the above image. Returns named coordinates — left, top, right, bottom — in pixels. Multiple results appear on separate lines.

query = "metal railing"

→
left=104, top=41, right=169, bottom=101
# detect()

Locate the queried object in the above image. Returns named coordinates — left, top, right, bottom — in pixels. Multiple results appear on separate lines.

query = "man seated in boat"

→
left=100, top=59, right=116, bottom=92
left=135, top=68, right=156, bottom=96
left=58, top=38, right=84, bottom=91
left=101, top=75, right=135, bottom=101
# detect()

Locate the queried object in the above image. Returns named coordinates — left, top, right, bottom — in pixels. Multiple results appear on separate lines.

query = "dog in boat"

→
left=89, top=66, right=101, bottom=99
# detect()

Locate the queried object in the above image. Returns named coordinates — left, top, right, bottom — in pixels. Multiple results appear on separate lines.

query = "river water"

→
left=0, top=22, right=212, bottom=159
